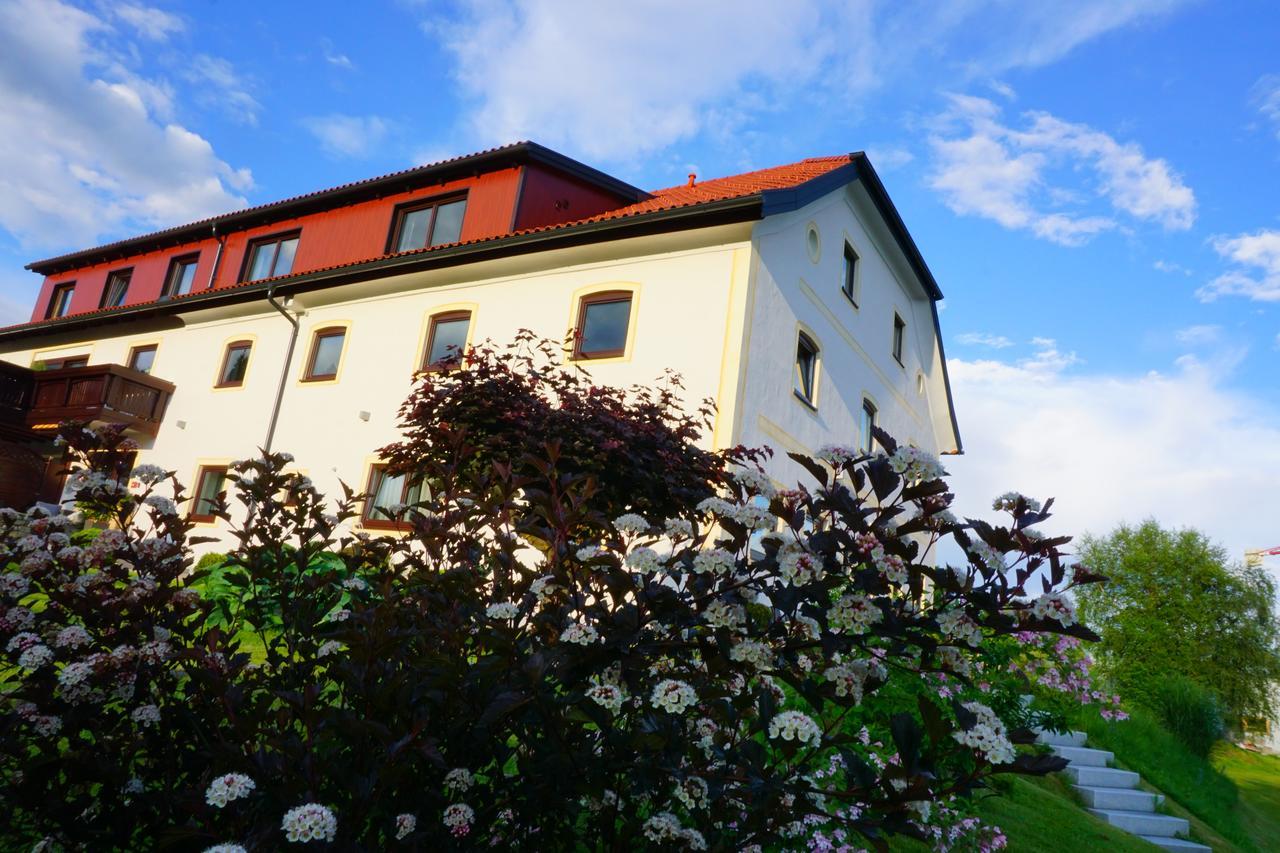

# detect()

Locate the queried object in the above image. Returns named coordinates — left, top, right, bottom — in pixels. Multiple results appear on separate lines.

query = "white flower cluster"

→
left=485, top=601, right=519, bottom=620
left=559, top=622, right=600, bottom=646
left=778, top=545, right=821, bottom=586
left=58, top=660, right=95, bottom=703
left=442, top=803, right=474, bottom=836
left=143, top=495, right=178, bottom=516
left=871, top=547, right=908, bottom=585
left=444, top=767, right=474, bottom=792
left=341, top=577, right=368, bottom=592
left=732, top=467, right=776, bottom=499
left=650, top=679, right=697, bottom=714
left=317, top=640, right=343, bottom=658
left=130, top=464, right=167, bottom=485
left=586, top=682, right=627, bottom=714
left=696, top=496, right=775, bottom=531
left=394, top=813, right=416, bottom=840
left=576, top=544, right=604, bottom=561
left=729, top=639, right=774, bottom=671
left=642, top=811, right=707, bottom=850
left=612, top=513, right=650, bottom=535
left=625, top=546, right=663, bottom=575
left=1, top=571, right=29, bottom=599
left=281, top=803, right=338, bottom=843
left=702, top=598, right=746, bottom=631
left=206, top=773, right=256, bottom=808
left=937, top=608, right=983, bottom=648
left=673, top=775, right=709, bottom=811
left=967, top=541, right=1005, bottom=574
left=1030, top=592, right=1076, bottom=627
left=888, top=445, right=947, bottom=482
left=767, top=710, right=822, bottom=746
left=691, top=548, right=734, bottom=575
left=17, top=644, right=53, bottom=670
left=132, top=704, right=161, bottom=727
left=992, top=491, right=1041, bottom=513
left=663, top=517, right=694, bottom=539
left=816, top=444, right=859, bottom=467
left=530, top=575, right=559, bottom=602
left=823, top=658, right=885, bottom=703
left=952, top=702, right=1016, bottom=765
left=203, top=845, right=248, bottom=853
left=829, top=593, right=882, bottom=634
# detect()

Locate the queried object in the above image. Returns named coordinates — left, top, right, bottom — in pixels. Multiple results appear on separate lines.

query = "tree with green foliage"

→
left=1076, top=520, right=1280, bottom=722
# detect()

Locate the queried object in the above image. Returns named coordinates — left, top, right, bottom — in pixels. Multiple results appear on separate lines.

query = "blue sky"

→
left=1, top=0, right=1278, bottom=562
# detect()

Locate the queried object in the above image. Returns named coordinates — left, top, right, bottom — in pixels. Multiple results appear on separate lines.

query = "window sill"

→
left=793, top=389, right=818, bottom=411
left=842, top=289, right=859, bottom=310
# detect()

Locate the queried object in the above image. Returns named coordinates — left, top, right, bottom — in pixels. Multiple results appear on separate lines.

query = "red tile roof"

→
left=3, top=153, right=858, bottom=335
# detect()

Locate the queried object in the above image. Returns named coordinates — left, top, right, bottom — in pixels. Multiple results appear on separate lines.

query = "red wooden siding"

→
left=31, top=240, right=215, bottom=322
left=513, top=165, right=635, bottom=231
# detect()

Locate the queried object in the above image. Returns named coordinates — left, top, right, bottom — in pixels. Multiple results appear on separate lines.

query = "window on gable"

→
left=191, top=465, right=229, bottom=522
left=101, top=269, right=132, bottom=309
left=244, top=232, right=300, bottom=282
left=389, top=196, right=467, bottom=253
left=422, top=310, right=471, bottom=370
left=47, top=283, right=75, bottom=319
left=128, top=344, right=158, bottom=374
left=795, top=332, right=819, bottom=406
left=217, top=340, right=253, bottom=388
left=362, top=464, right=426, bottom=528
left=162, top=254, right=200, bottom=298
left=842, top=243, right=859, bottom=306
left=573, top=290, right=633, bottom=360
left=303, top=327, right=346, bottom=382
left=892, top=313, right=906, bottom=365
left=860, top=398, right=878, bottom=453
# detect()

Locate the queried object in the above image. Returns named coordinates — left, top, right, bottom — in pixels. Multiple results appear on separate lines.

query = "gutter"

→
left=263, top=283, right=301, bottom=454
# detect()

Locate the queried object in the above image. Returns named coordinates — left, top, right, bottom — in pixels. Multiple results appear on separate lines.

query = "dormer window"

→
left=388, top=196, right=467, bottom=253
left=101, top=269, right=132, bottom=308
left=46, top=282, right=75, bottom=319
left=162, top=254, right=200, bottom=297
left=244, top=233, right=300, bottom=281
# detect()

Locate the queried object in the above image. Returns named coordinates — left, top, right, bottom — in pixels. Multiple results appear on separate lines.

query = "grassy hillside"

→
left=1213, top=744, right=1280, bottom=849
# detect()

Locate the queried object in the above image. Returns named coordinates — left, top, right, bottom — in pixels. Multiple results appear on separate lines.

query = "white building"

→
left=0, top=142, right=961, bottom=549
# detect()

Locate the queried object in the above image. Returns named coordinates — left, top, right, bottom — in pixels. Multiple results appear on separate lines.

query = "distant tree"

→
left=1076, top=520, right=1280, bottom=721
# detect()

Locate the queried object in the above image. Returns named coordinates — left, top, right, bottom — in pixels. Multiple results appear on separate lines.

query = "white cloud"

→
left=1200, top=229, right=1280, bottom=302
left=1174, top=324, right=1222, bottom=345
left=302, top=114, right=391, bottom=159
left=431, top=0, right=876, bottom=161
left=864, top=145, right=914, bottom=171
left=927, top=94, right=1195, bottom=245
left=1154, top=259, right=1191, bottom=275
left=955, top=332, right=1014, bottom=348
left=321, top=38, right=355, bottom=70
left=111, top=3, right=183, bottom=41
left=184, top=54, right=261, bottom=126
left=945, top=340, right=1280, bottom=563
left=0, top=0, right=251, bottom=251
left=1251, top=74, right=1280, bottom=139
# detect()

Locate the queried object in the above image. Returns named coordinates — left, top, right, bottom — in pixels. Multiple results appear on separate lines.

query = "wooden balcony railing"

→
left=0, top=360, right=35, bottom=425
left=17, top=363, right=176, bottom=437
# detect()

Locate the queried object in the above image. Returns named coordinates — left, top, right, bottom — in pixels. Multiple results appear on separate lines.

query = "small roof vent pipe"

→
left=686, top=173, right=697, bottom=187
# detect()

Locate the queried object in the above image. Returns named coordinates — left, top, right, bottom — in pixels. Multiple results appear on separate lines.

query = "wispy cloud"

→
left=111, top=3, right=183, bottom=41
left=184, top=54, right=261, bottom=126
left=927, top=94, right=1195, bottom=245
left=1154, top=259, right=1191, bottom=275
left=321, top=38, right=354, bottom=70
left=302, top=114, right=390, bottom=158
left=954, top=332, right=1014, bottom=348
left=1174, top=324, right=1222, bottom=345
left=1200, top=229, right=1280, bottom=302
left=1251, top=74, right=1280, bottom=139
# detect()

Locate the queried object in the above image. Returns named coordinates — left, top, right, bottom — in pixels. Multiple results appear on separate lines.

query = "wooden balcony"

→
left=6, top=362, right=176, bottom=437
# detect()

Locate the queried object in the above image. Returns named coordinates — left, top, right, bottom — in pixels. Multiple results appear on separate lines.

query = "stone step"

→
left=1052, top=744, right=1113, bottom=767
left=1087, top=809, right=1189, bottom=838
left=1036, top=729, right=1087, bottom=747
left=1063, top=764, right=1141, bottom=788
left=1138, top=836, right=1211, bottom=852
left=1073, top=785, right=1161, bottom=812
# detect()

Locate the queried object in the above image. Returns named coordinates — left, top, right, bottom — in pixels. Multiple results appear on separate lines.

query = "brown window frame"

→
left=127, top=344, right=158, bottom=374
left=572, top=290, right=633, bottom=360
left=46, top=282, right=76, bottom=319
left=215, top=340, right=254, bottom=388
left=420, top=310, right=472, bottom=371
left=190, top=465, right=229, bottom=523
left=161, top=254, right=201, bottom=298
left=892, top=313, right=906, bottom=366
left=36, top=355, right=89, bottom=370
left=842, top=243, right=859, bottom=307
left=361, top=464, right=426, bottom=530
left=302, top=326, right=347, bottom=382
left=240, top=230, right=301, bottom=282
left=385, top=193, right=468, bottom=254
left=100, top=268, right=133, bottom=309
left=794, top=332, right=819, bottom=407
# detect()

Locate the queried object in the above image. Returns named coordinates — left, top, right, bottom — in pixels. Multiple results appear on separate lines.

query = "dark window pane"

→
left=861, top=401, right=877, bottom=452
left=795, top=336, right=817, bottom=401
left=129, top=347, right=156, bottom=374
left=222, top=345, right=251, bottom=385
left=396, top=208, right=432, bottom=252
left=247, top=244, right=275, bottom=281
left=310, top=332, right=345, bottom=378
left=430, top=200, right=466, bottom=246
left=103, top=272, right=130, bottom=308
left=274, top=238, right=298, bottom=276
left=196, top=470, right=226, bottom=516
left=843, top=245, right=858, bottom=302
left=427, top=316, right=470, bottom=365
left=580, top=298, right=630, bottom=355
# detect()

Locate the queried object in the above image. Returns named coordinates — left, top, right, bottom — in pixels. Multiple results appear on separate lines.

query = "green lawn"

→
left=1213, top=744, right=1280, bottom=849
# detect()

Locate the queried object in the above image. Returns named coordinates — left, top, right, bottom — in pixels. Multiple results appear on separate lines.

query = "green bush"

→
left=1149, top=675, right=1225, bottom=758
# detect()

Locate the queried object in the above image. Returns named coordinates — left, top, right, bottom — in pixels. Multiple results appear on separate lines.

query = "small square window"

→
left=574, top=291, right=633, bottom=359
left=101, top=269, right=132, bottom=309
left=128, top=345, right=158, bottom=374
left=795, top=332, right=819, bottom=405
left=163, top=255, right=200, bottom=298
left=842, top=243, right=859, bottom=306
left=892, top=313, right=906, bottom=365
left=860, top=399, right=878, bottom=453
left=217, top=341, right=253, bottom=388
left=422, top=311, right=471, bottom=370
left=191, top=465, right=229, bottom=522
left=363, top=464, right=426, bottom=528
left=47, top=283, right=75, bottom=319
left=243, top=233, right=300, bottom=282
left=303, top=327, right=346, bottom=382
left=389, top=196, right=467, bottom=253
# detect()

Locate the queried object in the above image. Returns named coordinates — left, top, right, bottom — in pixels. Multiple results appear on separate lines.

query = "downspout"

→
left=206, top=222, right=225, bottom=290
left=264, top=284, right=301, bottom=454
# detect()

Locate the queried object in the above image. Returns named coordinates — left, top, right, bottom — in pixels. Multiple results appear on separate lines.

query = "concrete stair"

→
left=1035, top=729, right=1210, bottom=852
